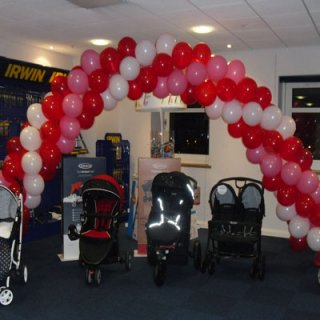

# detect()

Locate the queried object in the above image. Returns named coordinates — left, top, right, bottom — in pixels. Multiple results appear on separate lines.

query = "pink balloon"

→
left=281, top=161, right=302, bottom=186
left=153, top=77, right=169, bottom=99
left=62, top=93, right=83, bottom=118
left=297, top=170, right=319, bottom=195
left=167, top=69, right=187, bottom=95
left=67, top=68, right=89, bottom=94
left=246, top=144, right=266, bottom=164
left=205, top=97, right=224, bottom=120
left=260, top=153, right=282, bottom=177
left=206, top=55, right=228, bottom=82
left=59, top=116, right=81, bottom=140
left=311, top=182, right=320, bottom=204
left=186, top=61, right=207, bottom=86
left=225, top=60, right=245, bottom=84
left=80, top=49, right=101, bottom=75
left=56, top=135, right=76, bottom=154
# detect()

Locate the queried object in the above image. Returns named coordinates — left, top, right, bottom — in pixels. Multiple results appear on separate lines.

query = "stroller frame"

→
left=0, top=185, right=28, bottom=306
left=201, top=177, right=266, bottom=280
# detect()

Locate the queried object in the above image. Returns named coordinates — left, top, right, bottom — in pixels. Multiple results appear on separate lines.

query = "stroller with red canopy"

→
left=68, top=174, right=132, bottom=286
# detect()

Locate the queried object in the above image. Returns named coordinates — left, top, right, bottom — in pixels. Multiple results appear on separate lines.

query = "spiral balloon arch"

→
left=1, top=33, right=320, bottom=261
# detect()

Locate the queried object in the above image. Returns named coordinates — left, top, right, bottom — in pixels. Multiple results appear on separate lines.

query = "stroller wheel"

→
left=258, top=255, right=266, bottom=280
left=94, top=268, right=102, bottom=286
left=193, top=240, right=202, bottom=270
left=147, top=246, right=157, bottom=266
left=18, top=264, right=28, bottom=284
left=125, top=251, right=133, bottom=271
left=0, top=288, right=13, bottom=306
left=85, top=267, right=93, bottom=285
left=250, top=258, right=258, bottom=279
left=154, top=262, right=166, bottom=287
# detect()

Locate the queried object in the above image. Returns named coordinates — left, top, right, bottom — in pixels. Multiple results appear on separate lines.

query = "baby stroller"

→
left=145, top=171, right=201, bottom=286
left=68, top=174, right=133, bottom=286
left=201, top=177, right=266, bottom=280
left=0, top=185, right=28, bottom=306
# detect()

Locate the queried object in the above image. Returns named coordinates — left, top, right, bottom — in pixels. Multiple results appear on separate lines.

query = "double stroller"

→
left=145, top=171, right=201, bottom=286
left=201, top=177, right=266, bottom=279
left=68, top=174, right=133, bottom=286
left=0, top=185, right=28, bottom=306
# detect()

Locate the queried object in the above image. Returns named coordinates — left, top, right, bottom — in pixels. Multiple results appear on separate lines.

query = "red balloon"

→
left=39, top=141, right=61, bottom=167
left=42, top=94, right=64, bottom=121
left=295, top=193, right=316, bottom=218
left=82, top=91, right=104, bottom=117
left=137, top=67, right=157, bottom=93
left=194, top=80, right=216, bottom=106
left=262, top=174, right=282, bottom=192
left=152, top=53, right=174, bottom=77
left=21, top=121, right=31, bottom=131
left=192, top=43, right=211, bottom=64
left=216, top=78, right=237, bottom=102
left=172, top=42, right=193, bottom=69
left=289, top=236, right=308, bottom=251
left=254, top=86, right=272, bottom=109
left=50, top=75, right=70, bottom=97
left=310, top=204, right=320, bottom=227
left=40, top=120, right=61, bottom=144
left=227, top=118, right=248, bottom=139
left=280, top=136, right=304, bottom=162
left=118, top=36, right=137, bottom=58
left=236, top=77, right=257, bottom=103
left=127, top=80, right=143, bottom=100
left=242, top=126, right=263, bottom=149
left=100, top=47, right=121, bottom=75
left=2, top=152, right=24, bottom=181
left=277, top=185, right=297, bottom=206
left=181, top=84, right=196, bottom=105
left=262, top=129, right=284, bottom=153
left=77, top=112, right=95, bottom=129
left=298, top=148, right=313, bottom=171
left=88, top=69, right=109, bottom=93
left=39, top=162, right=57, bottom=182
left=6, top=136, right=25, bottom=154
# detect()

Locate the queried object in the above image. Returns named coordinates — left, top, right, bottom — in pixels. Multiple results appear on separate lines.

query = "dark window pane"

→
left=292, top=88, right=320, bottom=108
left=169, top=112, right=209, bottom=155
left=292, top=112, right=320, bottom=159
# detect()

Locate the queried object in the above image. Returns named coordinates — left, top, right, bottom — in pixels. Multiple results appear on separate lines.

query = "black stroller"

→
left=68, top=174, right=132, bottom=286
left=201, top=177, right=266, bottom=279
left=145, top=171, right=201, bottom=286
left=0, top=185, right=28, bottom=306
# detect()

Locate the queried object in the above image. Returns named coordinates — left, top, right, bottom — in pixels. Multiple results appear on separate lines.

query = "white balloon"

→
left=260, top=106, right=282, bottom=130
left=277, top=115, right=296, bottom=139
left=288, top=215, right=310, bottom=238
left=242, top=102, right=263, bottom=126
left=24, top=193, right=41, bottom=209
left=27, top=103, right=47, bottom=129
left=135, top=40, right=157, bottom=66
left=205, top=97, right=224, bottom=120
left=20, top=126, right=42, bottom=151
left=120, top=56, right=140, bottom=81
left=109, top=74, right=129, bottom=101
left=23, top=174, right=45, bottom=196
left=276, top=203, right=297, bottom=221
left=307, top=227, right=320, bottom=251
left=156, top=33, right=177, bottom=55
left=21, top=151, right=43, bottom=175
left=101, top=89, right=118, bottom=111
left=221, top=99, right=242, bottom=124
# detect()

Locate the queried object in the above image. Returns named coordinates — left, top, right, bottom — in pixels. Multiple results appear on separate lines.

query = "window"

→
left=280, top=76, right=320, bottom=169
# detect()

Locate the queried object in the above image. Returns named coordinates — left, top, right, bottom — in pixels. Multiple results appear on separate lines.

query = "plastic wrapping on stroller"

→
left=145, top=171, right=201, bottom=286
left=0, top=185, right=28, bottom=306
left=68, top=175, right=132, bottom=286
left=201, top=177, right=266, bottom=279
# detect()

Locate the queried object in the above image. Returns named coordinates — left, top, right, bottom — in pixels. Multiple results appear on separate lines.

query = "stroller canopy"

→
left=0, top=186, right=19, bottom=221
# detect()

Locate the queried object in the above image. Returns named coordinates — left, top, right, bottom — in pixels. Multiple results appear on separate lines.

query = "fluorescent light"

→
left=191, top=25, right=214, bottom=34
left=90, top=39, right=111, bottom=46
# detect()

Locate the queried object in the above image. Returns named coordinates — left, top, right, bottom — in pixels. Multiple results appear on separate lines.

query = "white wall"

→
left=3, top=39, right=320, bottom=238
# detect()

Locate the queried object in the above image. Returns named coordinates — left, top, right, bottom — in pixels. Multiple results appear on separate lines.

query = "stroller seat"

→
left=202, top=177, right=266, bottom=280
left=0, top=222, right=14, bottom=239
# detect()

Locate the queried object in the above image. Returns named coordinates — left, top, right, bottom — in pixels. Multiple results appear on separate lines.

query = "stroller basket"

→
left=202, top=177, right=266, bottom=280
